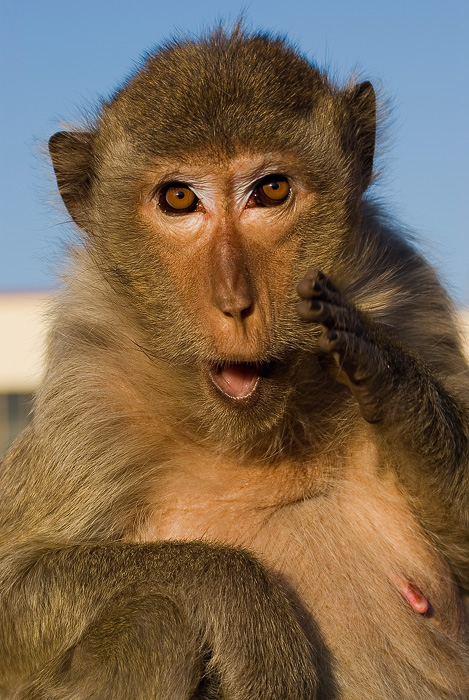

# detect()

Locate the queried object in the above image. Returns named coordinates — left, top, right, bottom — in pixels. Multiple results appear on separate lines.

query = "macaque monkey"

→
left=0, top=26, right=468, bottom=700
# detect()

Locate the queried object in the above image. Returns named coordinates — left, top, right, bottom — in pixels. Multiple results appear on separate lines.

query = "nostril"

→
left=240, top=302, right=254, bottom=320
left=218, top=292, right=254, bottom=321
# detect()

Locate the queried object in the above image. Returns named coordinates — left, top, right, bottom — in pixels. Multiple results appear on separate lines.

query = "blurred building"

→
left=0, top=292, right=50, bottom=455
left=0, top=291, right=468, bottom=456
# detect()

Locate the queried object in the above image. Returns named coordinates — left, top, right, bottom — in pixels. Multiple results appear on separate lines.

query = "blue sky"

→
left=1, top=0, right=468, bottom=304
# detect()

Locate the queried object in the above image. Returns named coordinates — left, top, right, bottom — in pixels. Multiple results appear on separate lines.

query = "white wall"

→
left=0, top=292, right=51, bottom=393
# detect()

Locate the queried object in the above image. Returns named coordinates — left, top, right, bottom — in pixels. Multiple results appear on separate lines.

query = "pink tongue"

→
left=211, top=364, right=260, bottom=399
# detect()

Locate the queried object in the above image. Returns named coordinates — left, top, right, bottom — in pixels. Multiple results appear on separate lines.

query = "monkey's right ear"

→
left=49, top=130, right=95, bottom=231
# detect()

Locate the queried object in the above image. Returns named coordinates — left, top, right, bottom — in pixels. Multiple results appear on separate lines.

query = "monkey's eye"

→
left=251, top=175, right=291, bottom=207
left=158, top=183, right=198, bottom=214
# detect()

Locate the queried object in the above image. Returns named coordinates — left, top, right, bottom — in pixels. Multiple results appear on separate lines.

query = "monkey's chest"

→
left=140, top=464, right=467, bottom=696
left=259, top=476, right=464, bottom=638
left=261, top=484, right=468, bottom=698
left=141, top=464, right=462, bottom=636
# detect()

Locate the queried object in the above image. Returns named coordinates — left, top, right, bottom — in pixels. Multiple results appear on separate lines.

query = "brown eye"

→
left=253, top=176, right=290, bottom=207
left=158, top=183, right=198, bottom=214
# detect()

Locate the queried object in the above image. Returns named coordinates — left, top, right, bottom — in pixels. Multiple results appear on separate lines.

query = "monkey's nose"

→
left=211, top=277, right=254, bottom=321
left=209, top=238, right=254, bottom=322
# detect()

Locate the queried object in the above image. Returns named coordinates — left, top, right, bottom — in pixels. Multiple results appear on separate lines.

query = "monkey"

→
left=0, top=25, right=468, bottom=700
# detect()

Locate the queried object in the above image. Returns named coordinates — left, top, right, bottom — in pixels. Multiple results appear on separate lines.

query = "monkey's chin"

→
left=208, top=363, right=262, bottom=400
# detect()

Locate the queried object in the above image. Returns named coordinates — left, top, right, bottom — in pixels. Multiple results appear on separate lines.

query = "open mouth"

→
left=208, top=362, right=265, bottom=400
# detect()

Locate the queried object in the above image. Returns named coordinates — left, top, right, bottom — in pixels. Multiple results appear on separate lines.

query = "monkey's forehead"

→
left=98, top=31, right=335, bottom=158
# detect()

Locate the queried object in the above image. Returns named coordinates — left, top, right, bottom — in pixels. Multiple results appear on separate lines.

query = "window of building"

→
left=0, top=393, right=34, bottom=456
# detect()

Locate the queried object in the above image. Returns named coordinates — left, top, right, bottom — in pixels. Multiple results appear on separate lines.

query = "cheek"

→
left=151, top=237, right=211, bottom=313
left=254, top=236, right=300, bottom=302
left=137, top=208, right=208, bottom=285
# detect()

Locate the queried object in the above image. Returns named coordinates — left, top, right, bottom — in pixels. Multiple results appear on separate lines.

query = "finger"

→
left=297, top=300, right=365, bottom=336
left=297, top=270, right=343, bottom=307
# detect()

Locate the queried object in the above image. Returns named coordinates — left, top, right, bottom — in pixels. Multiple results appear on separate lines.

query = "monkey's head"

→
left=49, top=28, right=376, bottom=452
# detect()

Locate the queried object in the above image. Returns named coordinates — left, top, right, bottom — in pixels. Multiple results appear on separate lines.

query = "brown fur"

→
left=0, top=26, right=468, bottom=699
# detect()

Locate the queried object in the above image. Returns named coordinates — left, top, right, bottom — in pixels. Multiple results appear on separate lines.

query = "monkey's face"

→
left=131, top=151, right=319, bottom=427
left=85, top=146, right=331, bottom=445
left=138, top=151, right=313, bottom=369
left=85, top=139, right=358, bottom=453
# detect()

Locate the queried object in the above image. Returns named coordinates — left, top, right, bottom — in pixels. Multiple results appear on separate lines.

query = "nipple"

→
left=396, top=578, right=433, bottom=616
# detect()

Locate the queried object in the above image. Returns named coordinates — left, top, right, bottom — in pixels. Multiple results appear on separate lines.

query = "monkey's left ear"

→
left=346, top=81, right=376, bottom=192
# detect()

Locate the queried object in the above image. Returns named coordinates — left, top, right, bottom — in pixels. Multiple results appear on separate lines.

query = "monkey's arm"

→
left=297, top=269, right=469, bottom=586
left=1, top=541, right=316, bottom=699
